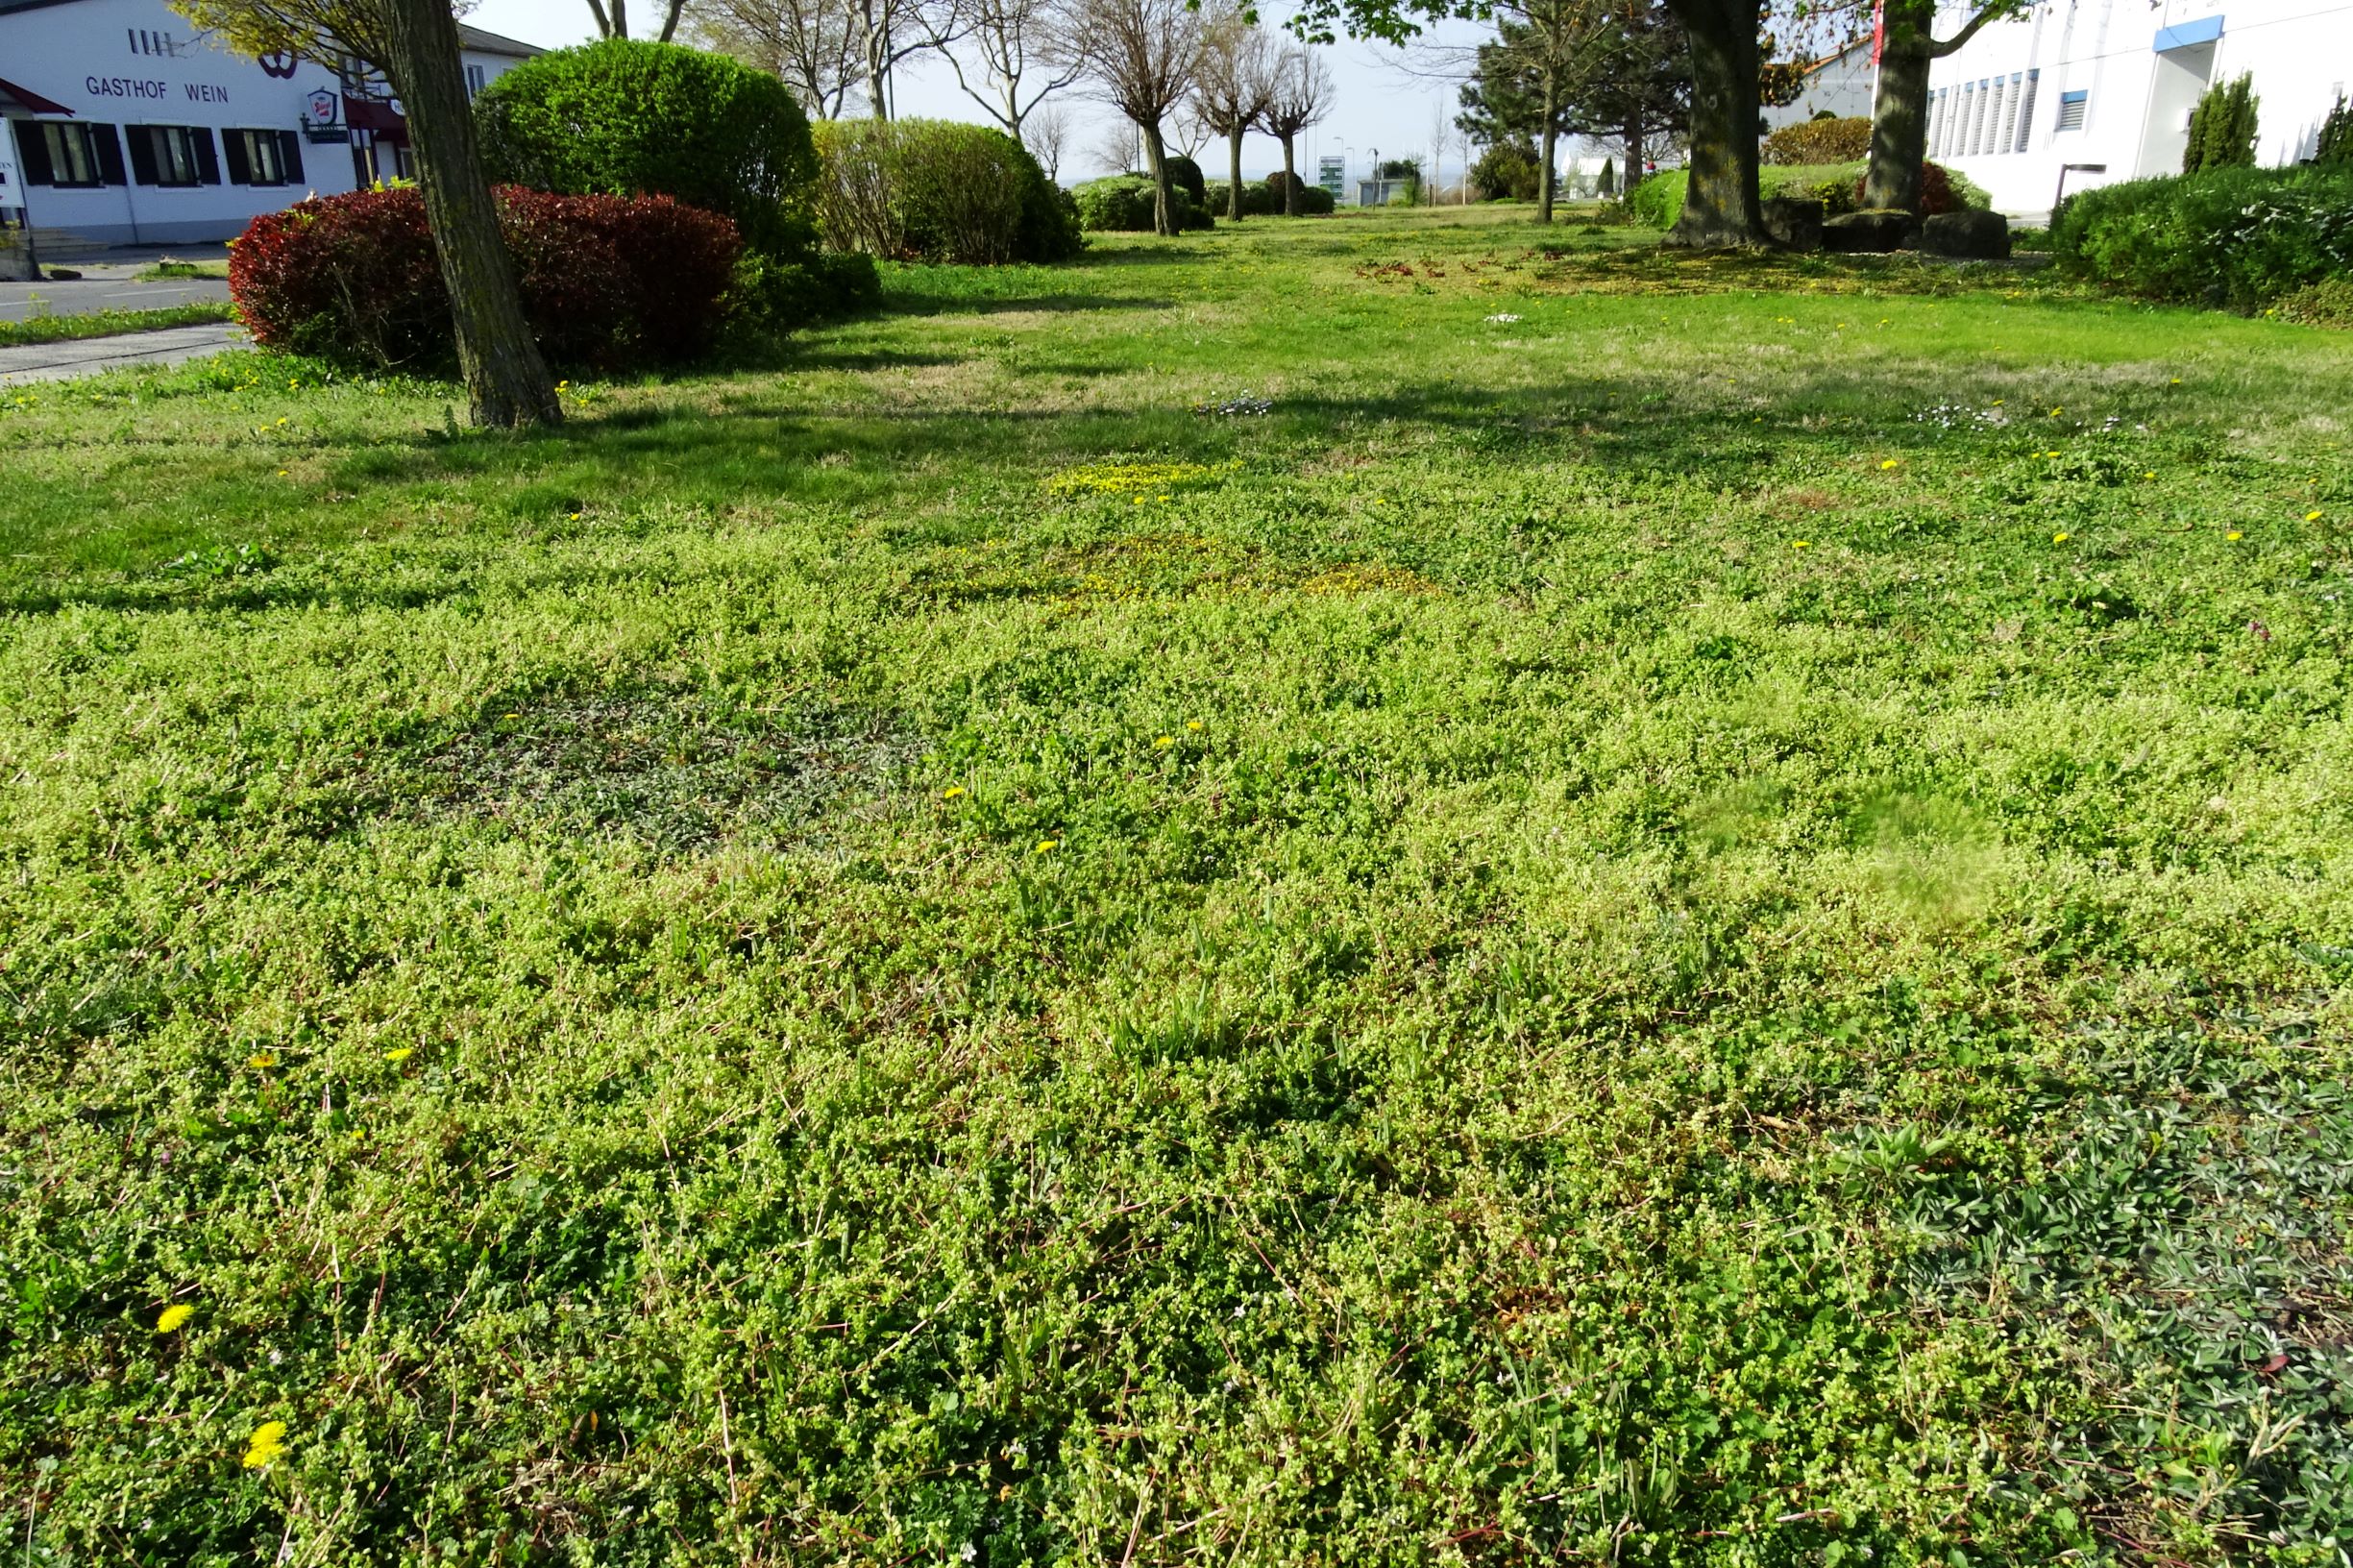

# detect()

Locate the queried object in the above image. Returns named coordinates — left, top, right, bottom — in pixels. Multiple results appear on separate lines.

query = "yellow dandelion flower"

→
left=277, top=470, right=288, bottom=478
left=2050, top=407, right=2062, bottom=416
left=247, top=1052, right=277, bottom=1069
left=1878, top=459, right=1899, bottom=471
left=2307, top=510, right=2324, bottom=522
left=2225, top=530, right=2243, bottom=541
left=242, top=1422, right=289, bottom=1470
left=383, top=1047, right=414, bottom=1062
left=157, top=1304, right=194, bottom=1334
left=1153, top=735, right=1174, bottom=747
left=1791, top=540, right=1810, bottom=550
left=568, top=512, right=581, bottom=521
left=2144, top=471, right=2156, bottom=479
left=1034, top=838, right=1060, bottom=853
left=942, top=785, right=967, bottom=799
left=2052, top=531, right=2070, bottom=544
left=1186, top=720, right=1203, bottom=731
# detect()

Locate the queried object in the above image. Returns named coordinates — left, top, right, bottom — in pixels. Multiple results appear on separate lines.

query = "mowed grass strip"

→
left=3, top=208, right=2351, bottom=1567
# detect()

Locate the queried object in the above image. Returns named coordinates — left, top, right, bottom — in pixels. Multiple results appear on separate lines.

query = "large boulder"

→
left=1762, top=195, right=1825, bottom=252
left=1823, top=208, right=1921, bottom=253
left=1921, top=208, right=2012, bottom=259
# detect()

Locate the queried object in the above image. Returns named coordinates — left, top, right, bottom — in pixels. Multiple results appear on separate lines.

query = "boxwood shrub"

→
left=1761, top=116, right=1873, bottom=165
left=813, top=118, right=1079, bottom=264
left=231, top=185, right=741, bottom=373
left=1264, top=172, right=1336, bottom=216
left=2051, top=165, right=2353, bottom=311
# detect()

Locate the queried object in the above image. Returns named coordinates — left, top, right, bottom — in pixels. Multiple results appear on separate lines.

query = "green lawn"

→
left=4, top=207, right=2351, bottom=1566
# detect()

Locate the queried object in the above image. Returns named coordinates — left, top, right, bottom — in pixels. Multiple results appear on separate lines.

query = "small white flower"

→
left=1483, top=311, right=1523, bottom=324
left=961, top=1544, right=979, bottom=1562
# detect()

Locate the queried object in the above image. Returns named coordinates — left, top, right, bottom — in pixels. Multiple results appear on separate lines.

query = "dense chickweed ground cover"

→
left=5, top=207, right=2353, bottom=1566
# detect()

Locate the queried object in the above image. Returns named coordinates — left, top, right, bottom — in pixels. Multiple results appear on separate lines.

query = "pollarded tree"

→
left=1194, top=11, right=1280, bottom=220
left=688, top=0, right=863, bottom=117
left=580, top=0, right=687, bottom=41
left=1260, top=45, right=1334, bottom=215
left=172, top=0, right=558, bottom=427
left=1060, top=0, right=1208, bottom=235
left=926, top=0, right=1086, bottom=142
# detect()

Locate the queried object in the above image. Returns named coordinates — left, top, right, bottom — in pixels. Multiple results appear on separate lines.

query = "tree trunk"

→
left=1228, top=127, right=1245, bottom=220
left=1280, top=135, right=1299, bottom=216
left=381, top=0, right=560, bottom=429
left=1622, top=113, right=1644, bottom=193
left=1664, top=0, right=1767, bottom=247
left=1140, top=120, right=1175, bottom=236
left=1537, top=73, right=1559, bottom=223
left=1862, top=0, right=1931, bottom=210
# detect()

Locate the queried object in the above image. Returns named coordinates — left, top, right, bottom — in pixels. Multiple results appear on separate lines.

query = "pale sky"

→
left=462, top=0, right=1498, bottom=184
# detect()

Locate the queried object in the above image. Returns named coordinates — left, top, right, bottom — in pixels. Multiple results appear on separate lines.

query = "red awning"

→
left=0, top=76, right=76, bottom=116
left=343, top=95, right=405, bottom=134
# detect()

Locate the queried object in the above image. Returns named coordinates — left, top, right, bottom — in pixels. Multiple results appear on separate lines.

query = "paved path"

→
left=0, top=274, right=232, bottom=324
left=0, top=323, right=246, bottom=385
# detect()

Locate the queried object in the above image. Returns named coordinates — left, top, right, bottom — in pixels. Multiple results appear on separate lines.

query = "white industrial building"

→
left=0, top=0, right=539, bottom=251
left=1924, top=0, right=2352, bottom=215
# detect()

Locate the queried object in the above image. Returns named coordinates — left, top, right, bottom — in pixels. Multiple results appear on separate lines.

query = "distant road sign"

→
left=1317, top=155, right=1345, bottom=199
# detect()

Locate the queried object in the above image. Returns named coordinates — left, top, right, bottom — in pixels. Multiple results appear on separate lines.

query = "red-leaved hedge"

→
left=231, top=185, right=742, bottom=373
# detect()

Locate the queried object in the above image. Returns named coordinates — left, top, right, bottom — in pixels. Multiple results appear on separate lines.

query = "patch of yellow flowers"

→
left=1045, top=460, right=1238, bottom=497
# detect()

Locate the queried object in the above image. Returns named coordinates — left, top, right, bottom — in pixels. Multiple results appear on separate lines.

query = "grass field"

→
left=0, top=300, right=238, bottom=351
left=4, top=206, right=2351, bottom=1566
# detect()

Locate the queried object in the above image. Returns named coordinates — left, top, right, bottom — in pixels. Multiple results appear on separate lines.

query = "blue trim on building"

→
left=2153, top=14, right=2224, bottom=51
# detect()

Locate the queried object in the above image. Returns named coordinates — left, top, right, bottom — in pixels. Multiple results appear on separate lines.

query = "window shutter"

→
left=223, top=129, right=252, bottom=184
left=194, top=128, right=221, bottom=184
left=14, top=122, right=56, bottom=185
left=126, top=124, right=159, bottom=185
left=96, top=125, right=130, bottom=185
left=279, top=130, right=304, bottom=184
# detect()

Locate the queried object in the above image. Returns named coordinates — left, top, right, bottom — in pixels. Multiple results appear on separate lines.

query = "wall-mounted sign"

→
left=259, top=51, right=299, bottom=80
left=306, top=86, right=338, bottom=125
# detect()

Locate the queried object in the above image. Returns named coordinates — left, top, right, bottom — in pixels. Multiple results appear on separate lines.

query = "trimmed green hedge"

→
left=1761, top=116, right=1873, bottom=165
left=813, top=118, right=1079, bottom=265
left=1629, top=161, right=1992, bottom=231
left=1071, top=176, right=1213, bottom=233
left=1204, top=179, right=1277, bottom=217
left=2052, top=165, right=2353, bottom=310
left=475, top=40, right=814, bottom=258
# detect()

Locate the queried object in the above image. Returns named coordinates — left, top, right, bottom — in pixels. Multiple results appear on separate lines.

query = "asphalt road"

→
left=0, top=273, right=233, bottom=324
left=0, top=323, right=246, bottom=384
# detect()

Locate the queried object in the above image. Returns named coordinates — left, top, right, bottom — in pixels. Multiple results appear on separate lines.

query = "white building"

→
left=0, top=0, right=540, bottom=251
left=1764, top=37, right=1880, bottom=131
left=1925, top=0, right=2353, bottom=216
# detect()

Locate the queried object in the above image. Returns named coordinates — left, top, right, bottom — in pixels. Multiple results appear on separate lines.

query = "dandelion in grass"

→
left=1792, top=540, right=1810, bottom=550
left=384, top=1047, right=414, bottom=1062
left=2226, top=531, right=2243, bottom=541
left=1034, top=838, right=1060, bottom=853
left=1153, top=735, right=1174, bottom=748
left=1878, top=459, right=1900, bottom=471
left=1186, top=720, right=1203, bottom=731
left=942, top=785, right=967, bottom=799
left=242, top=1422, right=289, bottom=1470
left=2053, top=531, right=2070, bottom=544
left=2308, top=510, right=2324, bottom=522
left=157, top=1304, right=194, bottom=1334
left=247, top=1052, right=277, bottom=1069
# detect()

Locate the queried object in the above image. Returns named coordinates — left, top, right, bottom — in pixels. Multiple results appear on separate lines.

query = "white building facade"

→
left=0, top=0, right=539, bottom=250
left=1925, top=0, right=2353, bottom=216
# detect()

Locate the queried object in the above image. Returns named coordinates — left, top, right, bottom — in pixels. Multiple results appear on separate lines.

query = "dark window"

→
left=466, top=63, right=486, bottom=98
left=38, top=122, right=107, bottom=187
left=224, top=129, right=305, bottom=187
left=130, top=125, right=218, bottom=187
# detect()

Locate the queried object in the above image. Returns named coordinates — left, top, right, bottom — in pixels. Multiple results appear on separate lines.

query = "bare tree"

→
left=1088, top=119, right=1143, bottom=176
left=928, top=0, right=1083, bottom=140
left=1060, top=0, right=1206, bottom=234
left=171, top=0, right=557, bottom=427
left=1025, top=97, right=1074, bottom=179
left=582, top=0, right=690, bottom=41
left=689, top=0, right=862, bottom=116
left=845, top=0, right=952, bottom=117
left=1193, top=10, right=1278, bottom=219
left=1260, top=45, right=1333, bottom=215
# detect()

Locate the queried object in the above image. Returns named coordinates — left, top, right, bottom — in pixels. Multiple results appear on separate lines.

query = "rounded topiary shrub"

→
left=1204, top=179, right=1276, bottom=217
left=1163, top=155, right=1207, bottom=208
left=1762, top=115, right=1872, bottom=165
left=813, top=118, right=1079, bottom=264
left=1072, top=175, right=1210, bottom=232
left=474, top=39, right=815, bottom=257
left=1263, top=171, right=1336, bottom=215
left=232, top=185, right=742, bottom=373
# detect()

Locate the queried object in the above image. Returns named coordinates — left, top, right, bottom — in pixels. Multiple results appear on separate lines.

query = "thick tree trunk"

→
left=1228, top=128, right=1245, bottom=219
left=1280, top=135, right=1299, bottom=216
left=1140, top=120, right=1175, bottom=236
left=1863, top=0, right=1932, bottom=211
left=381, top=0, right=559, bottom=429
left=1664, top=0, right=1767, bottom=247
left=1622, top=114, right=1644, bottom=192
